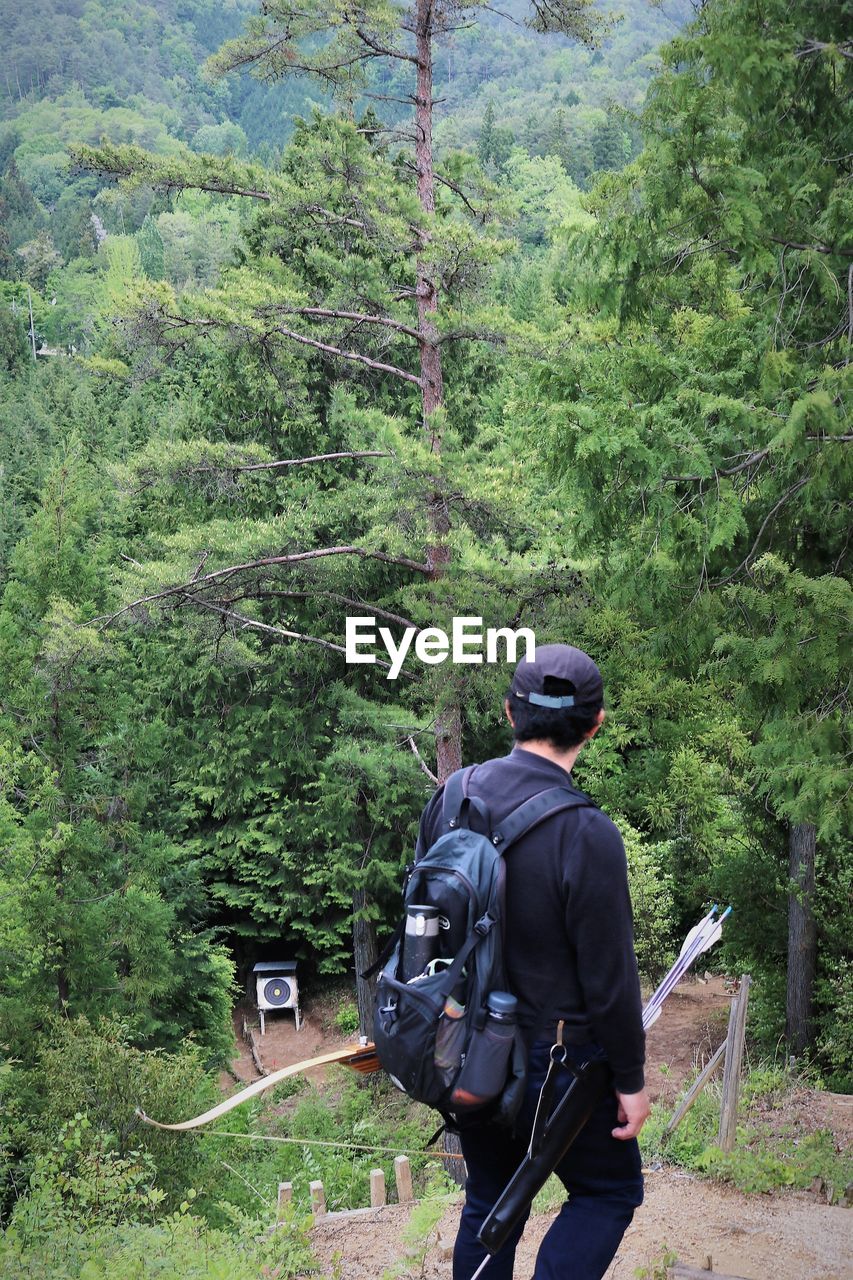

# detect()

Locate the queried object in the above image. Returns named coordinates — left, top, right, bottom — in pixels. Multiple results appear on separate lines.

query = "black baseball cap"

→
left=509, top=644, right=604, bottom=710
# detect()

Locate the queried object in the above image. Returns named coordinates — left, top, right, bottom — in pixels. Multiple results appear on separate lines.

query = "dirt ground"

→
left=308, top=1175, right=853, bottom=1280
left=226, top=981, right=853, bottom=1279
left=222, top=999, right=352, bottom=1087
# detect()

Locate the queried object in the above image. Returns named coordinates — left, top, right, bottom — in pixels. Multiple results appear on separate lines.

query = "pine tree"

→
left=478, top=99, right=497, bottom=168
left=76, top=0, right=608, bottom=785
left=0, top=440, right=234, bottom=1061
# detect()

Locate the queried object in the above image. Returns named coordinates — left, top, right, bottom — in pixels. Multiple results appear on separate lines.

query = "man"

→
left=416, top=644, right=650, bottom=1280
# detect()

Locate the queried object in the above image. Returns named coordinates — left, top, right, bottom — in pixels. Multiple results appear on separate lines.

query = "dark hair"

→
left=506, top=677, right=602, bottom=751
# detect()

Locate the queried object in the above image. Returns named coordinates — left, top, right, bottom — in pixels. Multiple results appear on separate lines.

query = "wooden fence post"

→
left=370, top=1168, right=386, bottom=1208
left=310, top=1180, right=327, bottom=1217
left=394, top=1154, right=414, bottom=1204
left=276, top=1181, right=292, bottom=1220
left=718, top=974, right=751, bottom=1152
left=665, top=1038, right=728, bottom=1136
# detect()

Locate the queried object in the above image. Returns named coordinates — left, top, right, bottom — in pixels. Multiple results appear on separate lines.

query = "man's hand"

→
left=612, top=1087, right=651, bottom=1140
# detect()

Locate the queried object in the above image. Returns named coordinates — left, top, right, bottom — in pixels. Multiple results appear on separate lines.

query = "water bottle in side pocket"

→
left=450, top=992, right=518, bottom=1109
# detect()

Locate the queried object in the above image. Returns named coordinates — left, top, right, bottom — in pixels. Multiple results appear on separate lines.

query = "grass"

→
left=639, top=1060, right=852, bottom=1202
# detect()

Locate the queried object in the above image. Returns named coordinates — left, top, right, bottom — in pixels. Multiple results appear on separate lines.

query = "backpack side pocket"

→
left=374, top=968, right=451, bottom=1105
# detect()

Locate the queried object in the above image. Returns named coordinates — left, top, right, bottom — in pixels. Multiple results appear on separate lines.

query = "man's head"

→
left=505, top=643, right=605, bottom=751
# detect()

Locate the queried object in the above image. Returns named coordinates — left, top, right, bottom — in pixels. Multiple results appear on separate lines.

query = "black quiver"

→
left=477, top=1055, right=611, bottom=1256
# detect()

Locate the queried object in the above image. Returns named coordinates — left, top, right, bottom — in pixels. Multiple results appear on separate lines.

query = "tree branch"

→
left=303, top=205, right=369, bottom=230
left=271, top=324, right=422, bottom=383
left=213, top=33, right=384, bottom=84
left=664, top=446, right=772, bottom=484
left=769, top=236, right=853, bottom=257
left=712, top=475, right=811, bottom=586
left=187, top=450, right=393, bottom=475
left=292, top=308, right=422, bottom=341
left=408, top=735, right=438, bottom=783
left=96, top=546, right=432, bottom=628
left=399, top=158, right=483, bottom=218
left=795, top=39, right=853, bottom=62
left=352, top=26, right=419, bottom=64
left=191, top=600, right=397, bottom=671
left=478, top=4, right=525, bottom=26
left=234, top=590, right=421, bottom=631
left=158, top=312, right=421, bottom=385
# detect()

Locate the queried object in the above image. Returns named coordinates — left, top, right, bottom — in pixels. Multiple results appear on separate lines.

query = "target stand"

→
left=253, top=960, right=302, bottom=1033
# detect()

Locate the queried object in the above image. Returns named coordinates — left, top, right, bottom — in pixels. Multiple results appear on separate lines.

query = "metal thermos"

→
left=400, top=904, right=439, bottom=981
left=485, top=991, right=518, bottom=1024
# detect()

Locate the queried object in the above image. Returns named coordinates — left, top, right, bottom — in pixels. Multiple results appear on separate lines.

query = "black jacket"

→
left=417, top=747, right=646, bottom=1094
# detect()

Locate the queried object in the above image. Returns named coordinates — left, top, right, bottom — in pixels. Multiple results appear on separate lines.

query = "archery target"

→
left=263, top=977, right=292, bottom=1007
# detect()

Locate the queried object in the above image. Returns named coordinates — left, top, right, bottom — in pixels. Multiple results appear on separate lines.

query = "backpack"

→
left=372, top=764, right=594, bottom=1126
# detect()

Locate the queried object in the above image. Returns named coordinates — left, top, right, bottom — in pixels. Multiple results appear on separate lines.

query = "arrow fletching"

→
left=677, top=905, right=717, bottom=961
left=642, top=906, right=730, bottom=1031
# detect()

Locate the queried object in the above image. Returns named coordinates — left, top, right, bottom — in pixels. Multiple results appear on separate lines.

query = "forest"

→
left=0, top=0, right=850, bottom=1276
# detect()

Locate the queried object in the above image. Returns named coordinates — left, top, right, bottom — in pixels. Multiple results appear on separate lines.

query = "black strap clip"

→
left=474, top=913, right=495, bottom=937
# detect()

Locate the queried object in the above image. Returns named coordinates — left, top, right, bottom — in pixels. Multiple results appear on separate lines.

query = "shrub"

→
left=333, top=1001, right=360, bottom=1036
left=0, top=1204, right=315, bottom=1280
left=1, top=1017, right=222, bottom=1214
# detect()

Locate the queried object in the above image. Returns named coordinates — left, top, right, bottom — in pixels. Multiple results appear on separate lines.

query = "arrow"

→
left=137, top=1043, right=381, bottom=1131
left=643, top=906, right=730, bottom=1030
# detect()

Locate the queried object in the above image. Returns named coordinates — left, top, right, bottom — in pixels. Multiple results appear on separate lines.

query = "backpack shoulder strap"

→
left=441, top=764, right=489, bottom=833
left=491, top=784, right=595, bottom=852
left=441, top=765, right=474, bottom=826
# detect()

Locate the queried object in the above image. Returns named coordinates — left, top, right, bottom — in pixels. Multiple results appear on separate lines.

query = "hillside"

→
left=0, top=0, right=690, bottom=294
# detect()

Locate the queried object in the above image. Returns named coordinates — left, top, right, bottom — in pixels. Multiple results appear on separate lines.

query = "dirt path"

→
left=308, top=1174, right=853, bottom=1280
left=644, top=975, right=731, bottom=1103
left=219, top=1000, right=356, bottom=1091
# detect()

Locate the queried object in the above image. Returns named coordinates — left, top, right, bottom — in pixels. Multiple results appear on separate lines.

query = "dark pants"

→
left=452, top=1042, right=643, bottom=1280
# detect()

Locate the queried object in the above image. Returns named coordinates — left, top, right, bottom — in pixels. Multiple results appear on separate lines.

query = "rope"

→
left=186, top=1129, right=466, bottom=1159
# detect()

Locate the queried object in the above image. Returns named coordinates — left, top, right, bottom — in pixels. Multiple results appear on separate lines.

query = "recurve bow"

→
left=136, top=1042, right=381, bottom=1131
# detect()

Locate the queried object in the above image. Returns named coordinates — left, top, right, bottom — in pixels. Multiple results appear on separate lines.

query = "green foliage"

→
left=333, top=1001, right=361, bottom=1036
left=695, top=1130, right=852, bottom=1201
left=8, top=1114, right=164, bottom=1236
left=0, top=27, right=850, bottom=1278
left=0, top=1198, right=314, bottom=1280
left=641, top=1060, right=853, bottom=1199
left=815, top=959, right=853, bottom=1092
left=634, top=1248, right=678, bottom=1280
left=525, top=0, right=852, bottom=1066
left=0, top=298, right=29, bottom=372
left=380, top=1196, right=448, bottom=1280
left=0, top=389, right=239, bottom=1059
left=1, top=1017, right=222, bottom=1210
left=247, top=1070, right=450, bottom=1216
left=617, top=821, right=675, bottom=982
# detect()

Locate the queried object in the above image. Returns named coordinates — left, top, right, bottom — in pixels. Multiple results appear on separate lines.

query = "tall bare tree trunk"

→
left=414, top=0, right=462, bottom=789
left=352, top=886, right=378, bottom=1038
left=786, top=821, right=817, bottom=1055
left=414, top=0, right=443, bottom=448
